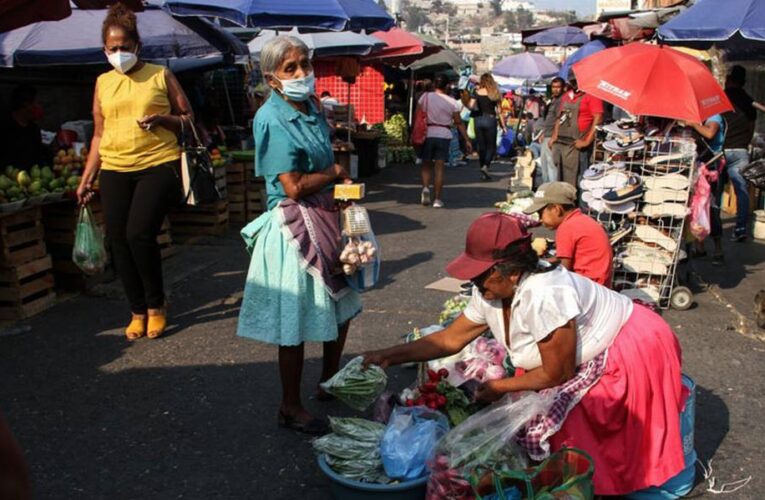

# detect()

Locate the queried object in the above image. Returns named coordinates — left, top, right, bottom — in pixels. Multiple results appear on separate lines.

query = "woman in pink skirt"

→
left=363, top=212, right=686, bottom=495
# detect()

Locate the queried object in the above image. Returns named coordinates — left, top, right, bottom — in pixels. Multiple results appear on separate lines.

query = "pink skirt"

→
left=548, top=304, right=686, bottom=495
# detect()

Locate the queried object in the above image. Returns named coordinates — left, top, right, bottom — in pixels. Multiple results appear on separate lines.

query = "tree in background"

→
left=490, top=0, right=505, bottom=17
left=400, top=0, right=430, bottom=32
left=544, top=10, right=578, bottom=24
left=503, top=7, right=535, bottom=32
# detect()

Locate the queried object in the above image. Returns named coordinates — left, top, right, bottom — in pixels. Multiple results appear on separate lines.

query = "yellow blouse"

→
left=97, top=63, right=181, bottom=172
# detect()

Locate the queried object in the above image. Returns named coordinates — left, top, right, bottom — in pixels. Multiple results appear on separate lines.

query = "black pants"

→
left=100, top=162, right=181, bottom=314
left=475, top=115, right=498, bottom=168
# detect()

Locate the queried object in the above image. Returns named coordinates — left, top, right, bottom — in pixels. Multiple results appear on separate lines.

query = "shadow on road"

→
left=694, top=385, right=729, bottom=464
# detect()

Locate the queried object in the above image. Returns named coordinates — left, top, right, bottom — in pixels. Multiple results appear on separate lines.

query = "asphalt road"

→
left=1, top=162, right=763, bottom=499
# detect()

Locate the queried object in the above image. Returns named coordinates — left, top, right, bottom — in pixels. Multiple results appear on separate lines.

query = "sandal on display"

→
left=642, top=202, right=688, bottom=219
left=643, top=188, right=687, bottom=204
left=603, top=175, right=644, bottom=204
left=643, top=173, right=689, bottom=191
left=635, top=224, right=677, bottom=252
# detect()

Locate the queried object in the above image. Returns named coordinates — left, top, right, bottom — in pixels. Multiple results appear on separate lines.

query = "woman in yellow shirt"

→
left=76, top=3, right=193, bottom=340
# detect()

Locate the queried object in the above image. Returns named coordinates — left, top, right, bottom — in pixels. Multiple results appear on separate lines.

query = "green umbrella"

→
left=405, top=49, right=467, bottom=74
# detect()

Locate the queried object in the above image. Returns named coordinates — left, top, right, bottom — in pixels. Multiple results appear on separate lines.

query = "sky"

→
left=530, top=0, right=596, bottom=17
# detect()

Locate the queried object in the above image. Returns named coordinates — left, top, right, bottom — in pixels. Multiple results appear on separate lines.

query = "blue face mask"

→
left=275, top=72, right=315, bottom=102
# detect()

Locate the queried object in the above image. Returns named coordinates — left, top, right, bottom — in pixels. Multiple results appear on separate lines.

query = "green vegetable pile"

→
left=320, top=356, right=387, bottom=411
left=386, top=146, right=417, bottom=165
left=383, top=114, right=409, bottom=145
left=438, top=295, right=470, bottom=325
left=313, top=417, right=391, bottom=483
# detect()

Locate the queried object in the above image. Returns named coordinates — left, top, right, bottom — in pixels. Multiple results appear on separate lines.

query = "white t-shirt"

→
left=418, top=92, right=460, bottom=140
left=462, top=265, right=633, bottom=370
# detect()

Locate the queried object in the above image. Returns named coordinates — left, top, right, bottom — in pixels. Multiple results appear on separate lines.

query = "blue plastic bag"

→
left=497, top=129, right=515, bottom=157
left=380, top=406, right=449, bottom=480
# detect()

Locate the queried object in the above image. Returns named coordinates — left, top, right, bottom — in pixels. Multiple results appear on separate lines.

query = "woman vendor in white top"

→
left=363, top=212, right=687, bottom=496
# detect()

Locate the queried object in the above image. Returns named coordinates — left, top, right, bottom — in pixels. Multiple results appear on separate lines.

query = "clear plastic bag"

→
left=72, top=205, right=107, bottom=275
left=381, top=406, right=450, bottom=480
left=313, top=417, right=392, bottom=484
left=320, top=356, right=387, bottom=411
left=427, top=392, right=554, bottom=500
left=339, top=206, right=381, bottom=292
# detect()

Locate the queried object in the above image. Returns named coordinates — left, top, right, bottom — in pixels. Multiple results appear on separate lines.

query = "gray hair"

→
left=260, top=35, right=310, bottom=81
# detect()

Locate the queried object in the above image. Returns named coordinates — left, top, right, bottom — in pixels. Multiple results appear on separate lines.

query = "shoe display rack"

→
left=581, top=134, right=697, bottom=310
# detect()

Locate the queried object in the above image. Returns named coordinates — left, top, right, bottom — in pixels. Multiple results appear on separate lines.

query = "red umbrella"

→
left=368, top=28, right=439, bottom=63
left=0, top=0, right=143, bottom=34
left=572, top=42, right=733, bottom=122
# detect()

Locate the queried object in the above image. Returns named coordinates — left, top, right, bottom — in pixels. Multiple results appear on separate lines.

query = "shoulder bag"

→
left=180, top=118, right=221, bottom=206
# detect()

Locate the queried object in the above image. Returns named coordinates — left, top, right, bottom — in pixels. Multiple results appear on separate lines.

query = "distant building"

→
left=446, top=0, right=536, bottom=16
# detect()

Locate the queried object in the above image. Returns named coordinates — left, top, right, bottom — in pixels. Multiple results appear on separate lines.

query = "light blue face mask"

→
left=275, top=72, right=315, bottom=102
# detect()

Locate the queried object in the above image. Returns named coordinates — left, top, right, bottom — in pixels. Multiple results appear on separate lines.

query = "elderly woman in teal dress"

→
left=237, top=36, right=361, bottom=434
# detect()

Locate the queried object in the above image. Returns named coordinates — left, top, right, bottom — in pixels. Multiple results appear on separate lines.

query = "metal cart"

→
left=580, top=135, right=697, bottom=310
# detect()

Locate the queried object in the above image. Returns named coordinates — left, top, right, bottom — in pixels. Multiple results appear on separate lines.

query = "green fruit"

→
left=4, top=166, right=14, bottom=177
left=30, top=165, right=41, bottom=179
left=41, top=166, right=53, bottom=180
left=7, top=186, right=21, bottom=197
left=67, top=176, right=80, bottom=188
left=62, top=167, right=71, bottom=179
left=16, top=171, right=31, bottom=187
left=0, top=177, right=10, bottom=190
left=29, top=181, right=42, bottom=194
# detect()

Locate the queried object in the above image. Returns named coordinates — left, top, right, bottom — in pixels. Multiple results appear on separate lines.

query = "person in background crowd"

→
left=523, top=88, right=541, bottom=119
left=537, top=77, right=564, bottom=183
left=418, top=74, right=472, bottom=208
left=685, top=114, right=727, bottom=264
left=237, top=36, right=360, bottom=434
left=500, top=91, right=514, bottom=122
left=320, top=90, right=339, bottom=115
left=76, top=2, right=190, bottom=340
left=197, top=105, right=226, bottom=150
left=550, top=76, right=603, bottom=185
left=524, top=182, right=613, bottom=287
left=469, top=73, right=505, bottom=181
left=0, top=85, right=50, bottom=170
left=723, top=65, right=764, bottom=242
left=457, top=89, right=473, bottom=161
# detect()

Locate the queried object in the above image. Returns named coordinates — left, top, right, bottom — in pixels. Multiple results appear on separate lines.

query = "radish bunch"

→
left=340, top=237, right=377, bottom=275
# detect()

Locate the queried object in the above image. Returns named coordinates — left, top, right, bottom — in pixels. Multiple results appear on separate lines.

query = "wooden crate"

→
left=169, top=199, right=229, bottom=241
left=226, top=161, right=248, bottom=223
left=245, top=185, right=267, bottom=221
left=0, top=254, right=56, bottom=320
left=0, top=207, right=48, bottom=267
left=214, top=165, right=227, bottom=200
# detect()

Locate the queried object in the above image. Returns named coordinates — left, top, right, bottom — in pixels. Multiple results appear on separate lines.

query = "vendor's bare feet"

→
left=278, top=405, right=328, bottom=435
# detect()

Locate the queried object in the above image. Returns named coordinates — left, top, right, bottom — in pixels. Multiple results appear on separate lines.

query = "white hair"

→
left=260, top=35, right=310, bottom=81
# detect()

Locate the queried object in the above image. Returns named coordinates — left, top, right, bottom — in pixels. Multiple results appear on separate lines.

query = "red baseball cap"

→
left=446, top=212, right=531, bottom=280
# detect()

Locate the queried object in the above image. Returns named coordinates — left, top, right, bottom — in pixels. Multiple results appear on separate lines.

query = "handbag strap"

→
left=180, top=116, right=204, bottom=148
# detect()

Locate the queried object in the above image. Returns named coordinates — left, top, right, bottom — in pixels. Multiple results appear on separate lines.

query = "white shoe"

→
left=623, top=242, right=674, bottom=265
left=634, top=224, right=677, bottom=252
left=433, top=199, right=444, bottom=208
left=642, top=202, right=688, bottom=218
left=643, top=188, right=687, bottom=204
left=643, top=173, right=689, bottom=191
left=621, top=255, right=671, bottom=275
left=421, top=187, right=431, bottom=206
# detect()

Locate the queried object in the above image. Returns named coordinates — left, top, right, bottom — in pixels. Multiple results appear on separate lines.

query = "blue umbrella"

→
left=524, top=26, right=589, bottom=47
left=248, top=28, right=384, bottom=59
left=658, top=0, right=765, bottom=43
left=558, top=39, right=611, bottom=80
left=492, top=52, right=559, bottom=80
left=0, top=6, right=248, bottom=68
left=163, top=0, right=395, bottom=32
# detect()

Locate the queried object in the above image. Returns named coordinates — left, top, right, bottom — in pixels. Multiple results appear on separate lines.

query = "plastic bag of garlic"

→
left=339, top=205, right=381, bottom=292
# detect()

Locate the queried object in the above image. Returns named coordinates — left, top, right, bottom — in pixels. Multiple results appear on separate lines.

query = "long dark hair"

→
left=492, top=238, right=557, bottom=278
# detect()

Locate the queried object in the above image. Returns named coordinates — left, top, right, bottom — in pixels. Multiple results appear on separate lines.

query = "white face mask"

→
left=273, top=72, right=315, bottom=102
left=106, top=50, right=138, bottom=74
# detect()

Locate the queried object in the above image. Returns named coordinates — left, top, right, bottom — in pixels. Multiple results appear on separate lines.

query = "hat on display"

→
left=522, top=182, right=578, bottom=214
left=446, top=213, right=531, bottom=280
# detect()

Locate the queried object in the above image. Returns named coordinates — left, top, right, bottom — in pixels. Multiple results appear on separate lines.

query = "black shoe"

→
left=730, top=227, right=748, bottom=242
left=711, top=253, right=725, bottom=265
left=480, top=165, right=492, bottom=181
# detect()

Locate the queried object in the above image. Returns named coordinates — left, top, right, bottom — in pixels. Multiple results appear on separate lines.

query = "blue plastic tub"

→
left=627, top=374, right=696, bottom=499
left=317, top=455, right=428, bottom=500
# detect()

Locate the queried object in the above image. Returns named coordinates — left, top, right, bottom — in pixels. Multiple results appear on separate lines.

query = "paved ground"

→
left=1, top=162, right=764, bottom=499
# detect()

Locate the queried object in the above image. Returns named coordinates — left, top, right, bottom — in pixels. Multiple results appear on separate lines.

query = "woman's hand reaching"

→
left=475, top=379, right=506, bottom=403
left=361, top=350, right=391, bottom=370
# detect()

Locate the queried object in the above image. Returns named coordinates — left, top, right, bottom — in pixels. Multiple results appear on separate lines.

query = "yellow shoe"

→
left=147, top=308, right=167, bottom=339
left=126, top=314, right=146, bottom=341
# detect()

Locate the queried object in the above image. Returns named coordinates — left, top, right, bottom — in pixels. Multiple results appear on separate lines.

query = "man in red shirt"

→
left=549, top=76, right=604, bottom=186
left=524, top=181, right=613, bottom=287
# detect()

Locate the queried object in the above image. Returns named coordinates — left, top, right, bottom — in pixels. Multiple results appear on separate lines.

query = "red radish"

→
left=427, top=401, right=438, bottom=409
left=427, top=369, right=439, bottom=382
left=437, top=395, right=447, bottom=406
left=405, top=399, right=414, bottom=407
left=438, top=368, right=449, bottom=379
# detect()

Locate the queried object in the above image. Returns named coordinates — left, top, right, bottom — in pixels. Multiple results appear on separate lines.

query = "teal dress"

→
left=237, top=93, right=362, bottom=346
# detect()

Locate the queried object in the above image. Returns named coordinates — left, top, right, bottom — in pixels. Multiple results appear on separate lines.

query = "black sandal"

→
left=278, top=411, right=329, bottom=435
